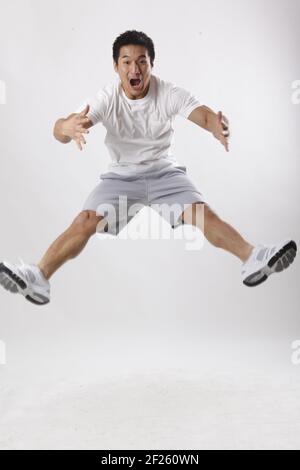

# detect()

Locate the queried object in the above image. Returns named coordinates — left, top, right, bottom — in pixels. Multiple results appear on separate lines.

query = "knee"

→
left=181, top=202, right=206, bottom=225
left=70, top=210, right=106, bottom=236
left=181, top=202, right=221, bottom=227
left=202, top=204, right=221, bottom=223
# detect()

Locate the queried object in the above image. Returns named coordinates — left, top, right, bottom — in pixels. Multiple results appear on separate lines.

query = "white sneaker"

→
left=0, top=259, right=50, bottom=305
left=242, top=239, right=297, bottom=287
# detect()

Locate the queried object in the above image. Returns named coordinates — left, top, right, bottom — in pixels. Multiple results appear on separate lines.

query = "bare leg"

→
left=181, top=203, right=254, bottom=262
left=37, top=211, right=106, bottom=280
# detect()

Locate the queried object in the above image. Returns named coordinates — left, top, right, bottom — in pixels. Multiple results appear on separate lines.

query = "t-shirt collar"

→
left=119, top=75, right=153, bottom=105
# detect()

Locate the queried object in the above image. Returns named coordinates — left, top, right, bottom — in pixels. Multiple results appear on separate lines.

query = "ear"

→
left=113, top=61, right=118, bottom=73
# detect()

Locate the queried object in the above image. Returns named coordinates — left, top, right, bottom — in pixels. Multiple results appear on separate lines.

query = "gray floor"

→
left=0, top=239, right=299, bottom=449
left=1, top=358, right=300, bottom=450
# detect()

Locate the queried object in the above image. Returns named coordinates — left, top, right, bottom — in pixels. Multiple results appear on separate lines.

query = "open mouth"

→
left=129, top=78, right=143, bottom=89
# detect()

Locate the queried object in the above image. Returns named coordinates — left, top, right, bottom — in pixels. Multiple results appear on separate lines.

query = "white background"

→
left=0, top=0, right=299, bottom=450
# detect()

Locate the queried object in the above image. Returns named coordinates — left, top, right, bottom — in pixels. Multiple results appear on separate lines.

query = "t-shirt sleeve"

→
left=168, top=83, right=201, bottom=119
left=74, top=89, right=109, bottom=125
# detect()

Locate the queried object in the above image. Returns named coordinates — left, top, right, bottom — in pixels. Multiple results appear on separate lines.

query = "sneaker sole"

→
left=243, top=240, right=297, bottom=287
left=0, top=262, right=50, bottom=305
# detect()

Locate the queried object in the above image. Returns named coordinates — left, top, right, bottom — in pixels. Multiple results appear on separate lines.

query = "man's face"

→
left=114, top=44, right=153, bottom=100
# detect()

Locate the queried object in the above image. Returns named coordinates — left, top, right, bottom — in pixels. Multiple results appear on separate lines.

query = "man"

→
left=0, top=30, right=297, bottom=305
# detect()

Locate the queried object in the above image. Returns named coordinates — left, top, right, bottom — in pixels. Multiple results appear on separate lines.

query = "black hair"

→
left=113, top=30, right=155, bottom=67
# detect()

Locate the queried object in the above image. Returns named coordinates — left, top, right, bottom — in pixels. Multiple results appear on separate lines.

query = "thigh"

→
left=148, top=167, right=206, bottom=229
left=82, top=177, right=147, bottom=236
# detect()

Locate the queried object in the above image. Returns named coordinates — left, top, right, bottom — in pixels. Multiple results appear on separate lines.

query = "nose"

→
left=130, top=62, right=141, bottom=75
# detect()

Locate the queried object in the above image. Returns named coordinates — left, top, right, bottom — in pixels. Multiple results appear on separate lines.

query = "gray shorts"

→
left=82, top=165, right=206, bottom=235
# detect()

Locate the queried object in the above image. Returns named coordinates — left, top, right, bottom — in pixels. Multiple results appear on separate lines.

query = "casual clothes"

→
left=75, top=74, right=201, bottom=176
left=77, top=73, right=205, bottom=235
left=82, top=161, right=205, bottom=235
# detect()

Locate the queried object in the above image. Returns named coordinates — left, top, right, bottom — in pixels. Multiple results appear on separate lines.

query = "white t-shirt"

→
left=75, top=74, right=201, bottom=176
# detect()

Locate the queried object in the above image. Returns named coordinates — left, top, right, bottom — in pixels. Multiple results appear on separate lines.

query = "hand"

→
left=62, top=105, right=91, bottom=151
left=213, top=111, right=230, bottom=152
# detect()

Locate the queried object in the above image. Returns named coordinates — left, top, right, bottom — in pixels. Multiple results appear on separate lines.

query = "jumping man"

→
left=0, top=30, right=297, bottom=305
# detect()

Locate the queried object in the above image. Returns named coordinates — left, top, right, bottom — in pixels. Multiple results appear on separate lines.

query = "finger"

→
left=219, top=135, right=225, bottom=146
left=76, top=133, right=86, bottom=146
left=78, top=117, right=90, bottom=125
left=222, top=130, right=230, bottom=137
left=220, top=114, right=229, bottom=131
left=77, top=127, right=90, bottom=134
left=218, top=121, right=229, bottom=136
left=75, top=139, right=83, bottom=151
left=80, top=135, right=87, bottom=145
left=76, top=130, right=85, bottom=138
left=222, top=115, right=229, bottom=126
left=220, top=135, right=229, bottom=152
left=221, top=122, right=229, bottom=131
left=218, top=111, right=223, bottom=123
left=79, top=104, right=90, bottom=117
left=215, top=122, right=225, bottom=136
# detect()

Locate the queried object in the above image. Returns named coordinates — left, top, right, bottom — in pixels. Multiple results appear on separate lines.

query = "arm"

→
left=53, top=105, right=94, bottom=151
left=187, top=105, right=230, bottom=152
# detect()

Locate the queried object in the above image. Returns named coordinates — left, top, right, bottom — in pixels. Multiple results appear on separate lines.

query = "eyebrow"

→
left=121, top=55, right=147, bottom=59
